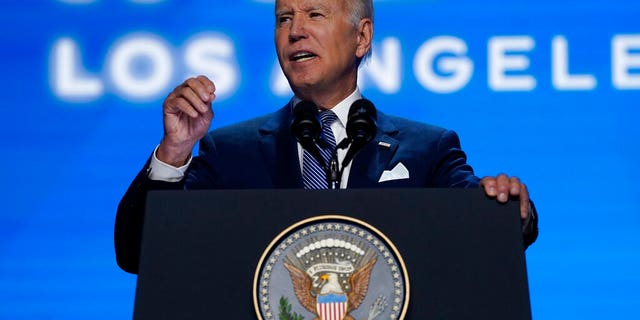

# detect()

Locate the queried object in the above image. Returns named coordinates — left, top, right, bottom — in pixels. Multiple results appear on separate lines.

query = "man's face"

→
left=275, top=0, right=370, bottom=106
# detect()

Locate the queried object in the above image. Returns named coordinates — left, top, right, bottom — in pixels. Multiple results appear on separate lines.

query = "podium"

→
left=133, top=189, right=531, bottom=319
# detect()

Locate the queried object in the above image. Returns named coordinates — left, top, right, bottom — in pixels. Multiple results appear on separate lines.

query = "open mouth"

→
left=290, top=51, right=317, bottom=62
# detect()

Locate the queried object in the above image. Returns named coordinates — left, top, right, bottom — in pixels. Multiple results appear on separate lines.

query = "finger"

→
left=191, top=75, right=215, bottom=104
left=480, top=177, right=497, bottom=196
left=184, top=77, right=210, bottom=98
left=496, top=173, right=510, bottom=203
left=172, top=97, right=199, bottom=118
left=519, top=183, right=530, bottom=220
left=182, top=78, right=211, bottom=111
left=509, top=176, right=522, bottom=196
left=198, top=76, right=217, bottom=106
left=163, top=92, right=180, bottom=112
left=192, top=82, right=215, bottom=121
left=196, top=75, right=216, bottom=98
left=199, top=101, right=215, bottom=122
left=179, top=85, right=210, bottom=114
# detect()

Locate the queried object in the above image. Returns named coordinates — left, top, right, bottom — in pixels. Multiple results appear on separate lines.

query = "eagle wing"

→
left=347, top=257, right=377, bottom=312
left=283, top=261, right=317, bottom=315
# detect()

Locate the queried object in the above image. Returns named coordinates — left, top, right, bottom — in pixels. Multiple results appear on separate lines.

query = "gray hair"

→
left=346, top=0, right=374, bottom=26
left=345, top=0, right=374, bottom=63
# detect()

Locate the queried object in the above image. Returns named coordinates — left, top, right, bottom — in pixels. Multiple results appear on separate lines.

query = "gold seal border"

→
left=252, top=214, right=411, bottom=320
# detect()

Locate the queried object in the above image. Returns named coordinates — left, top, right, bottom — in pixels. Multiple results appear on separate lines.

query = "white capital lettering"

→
left=552, top=35, right=597, bottom=90
left=108, top=34, right=173, bottom=99
left=613, top=34, right=640, bottom=89
left=413, top=36, right=472, bottom=93
left=51, top=38, right=103, bottom=101
left=184, top=34, right=239, bottom=98
left=488, top=36, right=536, bottom=91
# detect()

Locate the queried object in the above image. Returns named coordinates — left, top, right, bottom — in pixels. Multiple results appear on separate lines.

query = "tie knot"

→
left=319, top=110, right=337, bottom=127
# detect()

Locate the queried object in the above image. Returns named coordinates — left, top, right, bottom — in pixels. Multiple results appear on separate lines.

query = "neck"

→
left=293, top=75, right=358, bottom=110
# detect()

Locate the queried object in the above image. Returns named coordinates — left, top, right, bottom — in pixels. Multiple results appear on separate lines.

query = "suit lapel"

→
left=347, top=112, right=399, bottom=188
left=258, top=104, right=303, bottom=188
left=256, top=106, right=400, bottom=189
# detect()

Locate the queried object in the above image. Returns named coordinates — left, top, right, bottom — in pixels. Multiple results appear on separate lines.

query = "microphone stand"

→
left=328, top=155, right=340, bottom=189
left=326, top=138, right=352, bottom=189
left=294, top=98, right=377, bottom=189
left=329, top=98, right=377, bottom=188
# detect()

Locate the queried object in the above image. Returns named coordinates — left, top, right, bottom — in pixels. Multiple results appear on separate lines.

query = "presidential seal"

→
left=253, top=215, right=410, bottom=320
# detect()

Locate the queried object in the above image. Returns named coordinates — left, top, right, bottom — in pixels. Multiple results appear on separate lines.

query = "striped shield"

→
left=316, top=293, right=348, bottom=320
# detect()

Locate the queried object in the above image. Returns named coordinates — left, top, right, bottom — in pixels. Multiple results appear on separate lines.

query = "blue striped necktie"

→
left=303, top=110, right=337, bottom=189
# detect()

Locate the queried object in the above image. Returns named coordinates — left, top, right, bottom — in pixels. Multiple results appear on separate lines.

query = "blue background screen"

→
left=1, top=0, right=638, bottom=318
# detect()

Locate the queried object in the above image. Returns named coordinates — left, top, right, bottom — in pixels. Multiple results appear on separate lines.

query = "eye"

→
left=309, top=11, right=324, bottom=19
left=277, top=15, right=292, bottom=26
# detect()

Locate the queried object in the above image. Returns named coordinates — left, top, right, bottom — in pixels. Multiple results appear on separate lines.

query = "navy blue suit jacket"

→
left=116, top=104, right=537, bottom=274
left=185, top=104, right=479, bottom=189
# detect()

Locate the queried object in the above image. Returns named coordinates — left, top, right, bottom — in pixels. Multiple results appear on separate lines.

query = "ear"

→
left=354, top=18, right=373, bottom=59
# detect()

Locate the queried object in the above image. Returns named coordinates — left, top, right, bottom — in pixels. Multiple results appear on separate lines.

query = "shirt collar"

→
left=291, top=88, right=362, bottom=128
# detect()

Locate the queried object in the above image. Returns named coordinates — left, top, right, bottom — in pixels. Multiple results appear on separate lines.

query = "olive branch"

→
left=278, top=296, right=305, bottom=320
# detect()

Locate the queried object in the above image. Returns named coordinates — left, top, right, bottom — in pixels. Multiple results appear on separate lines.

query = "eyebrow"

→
left=275, top=8, right=292, bottom=16
left=275, top=3, right=329, bottom=16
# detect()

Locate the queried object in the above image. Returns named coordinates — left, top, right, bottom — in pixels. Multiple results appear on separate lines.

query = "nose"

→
left=288, top=15, right=307, bottom=42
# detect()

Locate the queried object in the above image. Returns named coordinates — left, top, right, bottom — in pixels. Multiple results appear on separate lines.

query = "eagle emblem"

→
left=253, top=216, right=409, bottom=320
left=283, top=258, right=377, bottom=320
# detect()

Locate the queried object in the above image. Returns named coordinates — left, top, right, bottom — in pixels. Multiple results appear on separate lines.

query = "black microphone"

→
left=342, top=98, right=377, bottom=168
left=291, top=100, right=320, bottom=144
left=290, top=100, right=326, bottom=168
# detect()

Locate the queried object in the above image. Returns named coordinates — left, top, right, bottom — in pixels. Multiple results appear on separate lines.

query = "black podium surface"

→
left=134, top=188, right=531, bottom=319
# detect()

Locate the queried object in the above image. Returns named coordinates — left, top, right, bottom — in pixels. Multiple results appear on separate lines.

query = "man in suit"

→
left=115, top=0, right=538, bottom=274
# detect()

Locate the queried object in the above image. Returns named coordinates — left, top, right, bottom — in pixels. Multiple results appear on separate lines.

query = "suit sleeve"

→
left=185, top=134, right=220, bottom=189
left=522, top=201, right=539, bottom=249
left=431, top=129, right=538, bottom=248
left=114, top=136, right=221, bottom=274
left=430, top=129, right=480, bottom=188
left=114, top=157, right=185, bottom=274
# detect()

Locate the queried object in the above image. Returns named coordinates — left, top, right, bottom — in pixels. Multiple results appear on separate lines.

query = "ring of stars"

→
left=257, top=220, right=407, bottom=320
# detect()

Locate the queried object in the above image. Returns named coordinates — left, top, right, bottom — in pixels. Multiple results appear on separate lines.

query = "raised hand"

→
left=156, top=76, right=215, bottom=166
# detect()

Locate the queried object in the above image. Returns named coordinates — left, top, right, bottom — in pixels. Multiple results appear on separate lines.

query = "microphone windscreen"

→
left=291, top=100, right=321, bottom=144
left=347, top=99, right=377, bottom=143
